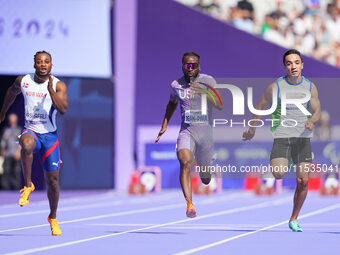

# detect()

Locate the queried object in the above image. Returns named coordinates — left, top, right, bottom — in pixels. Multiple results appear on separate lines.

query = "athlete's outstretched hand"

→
left=190, top=83, right=206, bottom=96
left=154, top=127, right=167, bottom=143
left=305, top=120, right=314, bottom=131
left=242, top=128, right=255, bottom=141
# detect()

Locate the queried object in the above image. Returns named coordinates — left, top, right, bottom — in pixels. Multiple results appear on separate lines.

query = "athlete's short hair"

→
left=34, top=51, right=52, bottom=63
left=182, top=52, right=200, bottom=63
left=283, top=49, right=302, bottom=64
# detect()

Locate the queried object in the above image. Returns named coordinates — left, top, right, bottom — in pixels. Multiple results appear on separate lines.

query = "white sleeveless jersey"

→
left=271, top=76, right=313, bottom=138
left=21, top=74, right=59, bottom=134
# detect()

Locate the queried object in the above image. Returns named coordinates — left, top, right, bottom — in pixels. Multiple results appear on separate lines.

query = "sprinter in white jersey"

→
left=155, top=52, right=223, bottom=218
left=0, top=51, right=68, bottom=235
left=243, top=49, right=321, bottom=232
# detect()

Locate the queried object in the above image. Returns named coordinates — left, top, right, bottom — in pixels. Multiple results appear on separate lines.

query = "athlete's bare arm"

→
left=0, top=76, right=23, bottom=123
left=242, top=82, right=276, bottom=141
left=47, top=74, right=69, bottom=115
left=154, top=99, right=178, bottom=143
left=305, top=82, right=321, bottom=131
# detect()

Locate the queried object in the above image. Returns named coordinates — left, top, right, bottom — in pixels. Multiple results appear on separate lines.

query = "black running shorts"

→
left=270, top=137, right=312, bottom=165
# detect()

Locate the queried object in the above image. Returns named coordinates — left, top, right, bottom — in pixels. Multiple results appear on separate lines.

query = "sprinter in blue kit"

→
left=0, top=51, right=68, bottom=235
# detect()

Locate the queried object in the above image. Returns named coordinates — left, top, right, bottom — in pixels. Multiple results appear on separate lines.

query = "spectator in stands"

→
left=228, top=1, right=242, bottom=22
left=281, top=24, right=295, bottom=48
left=325, top=4, right=340, bottom=66
left=0, top=113, right=21, bottom=190
left=325, top=4, right=340, bottom=42
left=183, top=0, right=340, bottom=67
left=304, top=0, right=321, bottom=15
left=237, top=0, right=254, bottom=21
left=296, top=30, right=316, bottom=55
left=229, top=0, right=254, bottom=33
left=315, top=22, right=334, bottom=64
left=263, top=15, right=286, bottom=47
left=269, top=1, right=287, bottom=21
left=206, top=0, right=221, bottom=18
left=261, top=14, right=273, bottom=35
left=194, top=0, right=209, bottom=13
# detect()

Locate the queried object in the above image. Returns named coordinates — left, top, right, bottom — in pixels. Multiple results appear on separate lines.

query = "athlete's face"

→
left=182, top=56, right=200, bottom=79
left=284, top=54, right=303, bottom=78
left=34, top=53, right=52, bottom=77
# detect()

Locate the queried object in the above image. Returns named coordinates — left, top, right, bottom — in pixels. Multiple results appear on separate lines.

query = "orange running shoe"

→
left=19, top=183, right=35, bottom=206
left=48, top=217, right=62, bottom=236
left=186, top=199, right=197, bottom=218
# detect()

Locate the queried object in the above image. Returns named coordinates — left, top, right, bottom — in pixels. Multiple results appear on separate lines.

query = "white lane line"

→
left=0, top=191, right=181, bottom=218
left=0, top=203, right=183, bottom=233
left=302, top=223, right=340, bottom=226
left=0, top=201, right=123, bottom=218
left=0, top=192, right=247, bottom=233
left=86, top=223, right=267, bottom=230
left=3, top=197, right=291, bottom=255
left=87, top=223, right=153, bottom=227
left=0, top=190, right=180, bottom=209
left=174, top=202, right=340, bottom=255
left=0, top=191, right=116, bottom=208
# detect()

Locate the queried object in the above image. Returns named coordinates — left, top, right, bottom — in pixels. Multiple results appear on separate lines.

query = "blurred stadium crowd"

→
left=176, top=0, right=340, bottom=67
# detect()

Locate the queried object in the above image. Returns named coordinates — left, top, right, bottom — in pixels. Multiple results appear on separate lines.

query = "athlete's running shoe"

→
left=19, top=183, right=35, bottom=206
left=186, top=200, right=197, bottom=218
left=48, top=217, right=62, bottom=236
left=289, top=220, right=303, bottom=232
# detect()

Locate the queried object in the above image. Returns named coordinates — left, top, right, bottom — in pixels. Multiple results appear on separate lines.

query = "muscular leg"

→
left=199, top=169, right=211, bottom=185
left=197, top=128, right=214, bottom=185
left=196, top=156, right=211, bottom=185
left=197, top=154, right=212, bottom=185
left=45, top=170, right=60, bottom=219
left=290, top=162, right=310, bottom=221
left=19, top=134, right=36, bottom=187
left=270, top=158, right=289, bottom=179
left=177, top=149, right=194, bottom=203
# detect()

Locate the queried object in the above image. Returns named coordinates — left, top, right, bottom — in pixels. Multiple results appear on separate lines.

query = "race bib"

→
left=184, top=110, right=208, bottom=124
